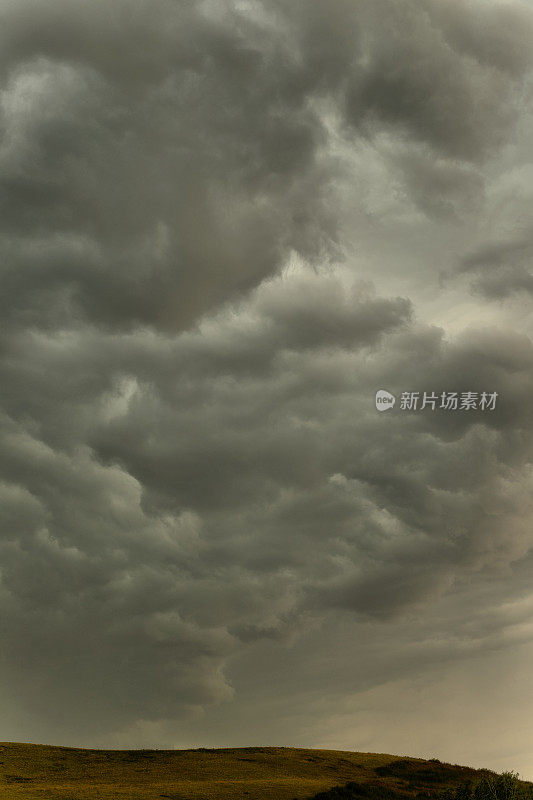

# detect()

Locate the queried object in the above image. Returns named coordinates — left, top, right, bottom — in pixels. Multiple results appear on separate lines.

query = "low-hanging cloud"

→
left=0, top=0, right=533, bottom=761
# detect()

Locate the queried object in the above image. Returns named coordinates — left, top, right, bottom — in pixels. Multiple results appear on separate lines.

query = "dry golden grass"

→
left=0, top=743, right=488, bottom=800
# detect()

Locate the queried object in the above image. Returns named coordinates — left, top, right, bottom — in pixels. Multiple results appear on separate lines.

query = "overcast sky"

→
left=1, top=0, right=533, bottom=779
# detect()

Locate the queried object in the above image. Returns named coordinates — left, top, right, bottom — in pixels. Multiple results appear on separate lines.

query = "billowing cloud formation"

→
left=458, top=236, right=533, bottom=298
left=0, top=0, right=533, bottom=773
left=1, top=0, right=531, bottom=332
left=2, top=268, right=533, bottom=743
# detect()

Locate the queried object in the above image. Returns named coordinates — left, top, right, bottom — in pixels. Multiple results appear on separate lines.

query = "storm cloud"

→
left=0, top=0, right=533, bottom=777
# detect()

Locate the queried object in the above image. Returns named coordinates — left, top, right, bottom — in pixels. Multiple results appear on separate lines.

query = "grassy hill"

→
left=0, top=743, right=526, bottom=800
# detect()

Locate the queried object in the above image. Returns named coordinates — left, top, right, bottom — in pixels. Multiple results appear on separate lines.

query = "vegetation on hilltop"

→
left=309, top=767, right=533, bottom=800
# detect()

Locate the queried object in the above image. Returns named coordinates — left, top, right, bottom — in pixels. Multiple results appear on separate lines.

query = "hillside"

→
left=0, top=744, right=521, bottom=800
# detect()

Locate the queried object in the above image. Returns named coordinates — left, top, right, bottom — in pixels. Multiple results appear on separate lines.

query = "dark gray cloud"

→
left=457, top=236, right=533, bottom=298
left=346, top=0, right=532, bottom=161
left=0, top=0, right=337, bottom=332
left=0, top=0, right=532, bottom=776
left=2, top=272, right=533, bottom=743
left=0, top=0, right=531, bottom=332
left=392, top=150, right=485, bottom=220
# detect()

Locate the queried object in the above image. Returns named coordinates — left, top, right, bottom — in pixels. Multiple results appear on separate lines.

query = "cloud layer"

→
left=0, top=0, right=532, bottom=774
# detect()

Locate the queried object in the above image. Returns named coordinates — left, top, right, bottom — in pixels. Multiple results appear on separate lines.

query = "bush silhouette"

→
left=309, top=769, right=533, bottom=800
left=310, top=780, right=409, bottom=800
left=443, top=771, right=532, bottom=800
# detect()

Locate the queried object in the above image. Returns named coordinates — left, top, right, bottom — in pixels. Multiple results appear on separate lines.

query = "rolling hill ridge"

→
left=0, top=743, right=529, bottom=800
